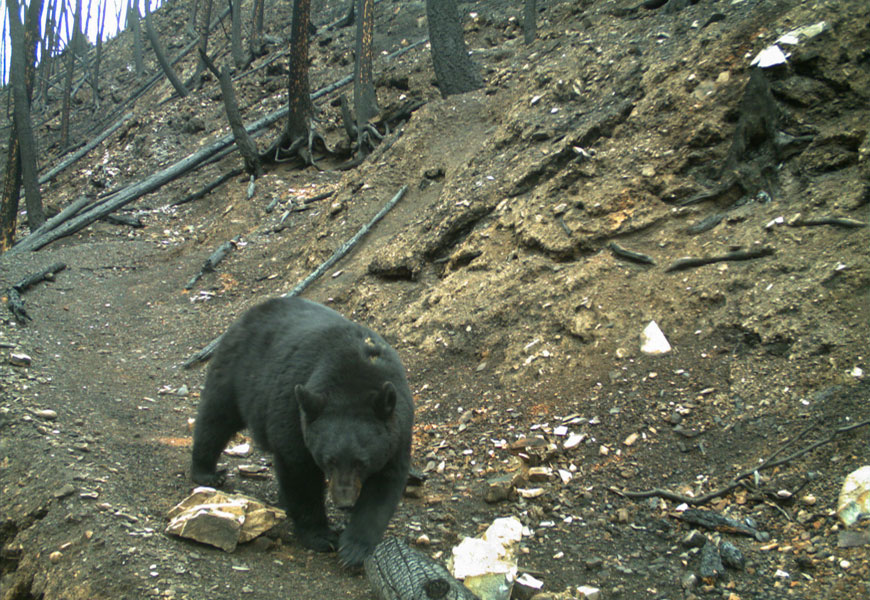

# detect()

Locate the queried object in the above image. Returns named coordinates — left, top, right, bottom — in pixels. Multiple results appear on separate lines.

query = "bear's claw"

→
left=296, top=526, right=340, bottom=553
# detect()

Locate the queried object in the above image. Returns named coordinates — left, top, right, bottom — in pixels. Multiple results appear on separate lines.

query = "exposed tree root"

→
left=263, top=121, right=332, bottom=168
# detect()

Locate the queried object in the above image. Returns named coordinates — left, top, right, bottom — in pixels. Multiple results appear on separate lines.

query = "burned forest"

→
left=1, top=1, right=869, bottom=599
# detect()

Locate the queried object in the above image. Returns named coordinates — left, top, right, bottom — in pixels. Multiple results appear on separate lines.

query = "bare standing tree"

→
left=353, top=0, right=378, bottom=127
left=36, top=0, right=59, bottom=103
left=524, top=0, right=537, bottom=44
left=60, top=0, right=83, bottom=148
left=193, top=0, right=214, bottom=88
left=340, top=0, right=379, bottom=163
left=2, top=0, right=45, bottom=250
left=425, top=0, right=482, bottom=97
left=263, top=0, right=328, bottom=166
left=249, top=0, right=265, bottom=56
left=90, top=0, right=109, bottom=109
left=127, top=0, right=145, bottom=75
left=230, top=0, right=246, bottom=69
left=143, top=0, right=190, bottom=97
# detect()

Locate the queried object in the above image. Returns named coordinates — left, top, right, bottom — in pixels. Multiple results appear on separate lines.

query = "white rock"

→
left=516, top=573, right=543, bottom=590
left=224, top=442, right=251, bottom=457
left=577, top=585, right=602, bottom=599
left=751, top=44, right=788, bottom=68
left=837, top=465, right=870, bottom=527
left=640, top=320, right=672, bottom=355
left=564, top=432, right=586, bottom=449
left=449, top=517, right=523, bottom=600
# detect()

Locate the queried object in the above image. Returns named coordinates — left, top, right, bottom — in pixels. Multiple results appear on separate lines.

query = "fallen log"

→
left=4, top=262, right=67, bottom=322
left=364, top=537, right=479, bottom=600
left=185, top=236, right=241, bottom=290
left=38, top=113, right=134, bottom=185
left=9, top=39, right=428, bottom=256
left=173, top=168, right=245, bottom=207
left=6, top=108, right=287, bottom=256
left=183, top=185, right=408, bottom=367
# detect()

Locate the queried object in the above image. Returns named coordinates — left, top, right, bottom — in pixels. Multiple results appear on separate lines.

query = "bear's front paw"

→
left=338, top=531, right=377, bottom=568
left=296, top=525, right=339, bottom=553
left=191, top=466, right=226, bottom=487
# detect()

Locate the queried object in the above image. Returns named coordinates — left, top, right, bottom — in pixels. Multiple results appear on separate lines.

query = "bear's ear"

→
left=373, top=381, right=397, bottom=421
left=296, top=385, right=325, bottom=421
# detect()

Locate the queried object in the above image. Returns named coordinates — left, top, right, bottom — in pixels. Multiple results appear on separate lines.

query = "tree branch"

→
left=612, top=420, right=870, bottom=506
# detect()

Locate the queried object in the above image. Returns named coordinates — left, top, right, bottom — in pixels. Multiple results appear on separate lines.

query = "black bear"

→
left=191, top=297, right=414, bottom=567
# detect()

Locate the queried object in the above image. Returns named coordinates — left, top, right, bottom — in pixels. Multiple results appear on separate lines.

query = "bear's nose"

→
left=328, top=471, right=362, bottom=508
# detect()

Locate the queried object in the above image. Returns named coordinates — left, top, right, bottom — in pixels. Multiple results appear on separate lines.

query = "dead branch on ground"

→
left=183, top=185, right=408, bottom=367
left=610, top=419, right=870, bottom=506
left=665, top=246, right=774, bottom=272
left=185, top=236, right=242, bottom=290
left=4, top=263, right=67, bottom=322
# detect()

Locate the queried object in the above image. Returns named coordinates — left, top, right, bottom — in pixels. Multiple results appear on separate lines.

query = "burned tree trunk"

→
left=2, top=0, right=46, bottom=243
left=144, top=0, right=190, bottom=98
left=91, top=0, right=109, bottom=109
left=37, top=0, right=59, bottom=103
left=194, top=0, right=214, bottom=88
left=127, top=0, right=145, bottom=75
left=230, top=0, right=246, bottom=68
left=199, top=49, right=262, bottom=176
left=354, top=0, right=378, bottom=127
left=339, top=0, right=381, bottom=167
left=523, top=0, right=537, bottom=45
left=249, top=0, right=265, bottom=56
left=263, top=0, right=328, bottom=166
left=425, top=0, right=482, bottom=97
left=60, top=0, right=83, bottom=149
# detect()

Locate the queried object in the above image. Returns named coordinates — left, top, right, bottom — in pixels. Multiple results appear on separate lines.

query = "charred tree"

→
left=60, top=0, right=83, bottom=148
left=263, top=0, right=328, bottom=166
left=90, top=0, right=109, bottom=109
left=331, top=0, right=355, bottom=30
left=37, top=0, right=59, bottom=103
left=199, top=49, right=262, bottom=176
left=425, top=0, right=482, bottom=97
left=144, top=0, right=190, bottom=98
left=249, top=0, right=265, bottom=56
left=524, top=0, right=537, bottom=45
left=230, top=0, right=247, bottom=69
left=193, top=0, right=214, bottom=88
left=1, top=0, right=45, bottom=249
left=354, top=0, right=378, bottom=126
left=127, top=0, right=145, bottom=76
left=339, top=0, right=381, bottom=167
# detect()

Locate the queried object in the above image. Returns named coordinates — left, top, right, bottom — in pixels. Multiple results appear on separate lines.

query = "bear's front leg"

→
left=339, top=463, right=407, bottom=567
left=273, top=454, right=339, bottom=552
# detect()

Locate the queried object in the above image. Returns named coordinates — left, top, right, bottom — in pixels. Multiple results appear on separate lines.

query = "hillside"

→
left=1, top=0, right=868, bottom=598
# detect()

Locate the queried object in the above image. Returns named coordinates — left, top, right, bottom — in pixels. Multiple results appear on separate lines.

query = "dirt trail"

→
left=2, top=0, right=870, bottom=599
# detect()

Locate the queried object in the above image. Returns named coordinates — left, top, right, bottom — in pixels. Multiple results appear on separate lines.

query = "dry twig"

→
left=611, top=419, right=870, bottom=505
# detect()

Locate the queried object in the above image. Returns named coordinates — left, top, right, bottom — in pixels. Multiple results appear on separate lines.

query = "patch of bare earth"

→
left=2, top=0, right=868, bottom=599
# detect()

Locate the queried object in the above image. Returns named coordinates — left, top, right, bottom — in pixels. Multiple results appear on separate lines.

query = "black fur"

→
left=191, top=298, right=413, bottom=567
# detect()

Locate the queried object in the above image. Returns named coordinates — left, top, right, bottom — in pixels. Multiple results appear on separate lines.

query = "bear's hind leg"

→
left=190, top=389, right=243, bottom=487
left=273, top=454, right=338, bottom=552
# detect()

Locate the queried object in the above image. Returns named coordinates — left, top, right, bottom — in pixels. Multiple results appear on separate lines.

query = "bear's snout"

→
left=328, top=470, right=362, bottom=509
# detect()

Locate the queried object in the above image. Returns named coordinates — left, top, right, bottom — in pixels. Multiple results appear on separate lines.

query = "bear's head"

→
left=296, top=381, right=399, bottom=509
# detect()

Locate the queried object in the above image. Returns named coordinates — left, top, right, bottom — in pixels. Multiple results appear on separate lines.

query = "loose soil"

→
left=2, top=1, right=869, bottom=599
